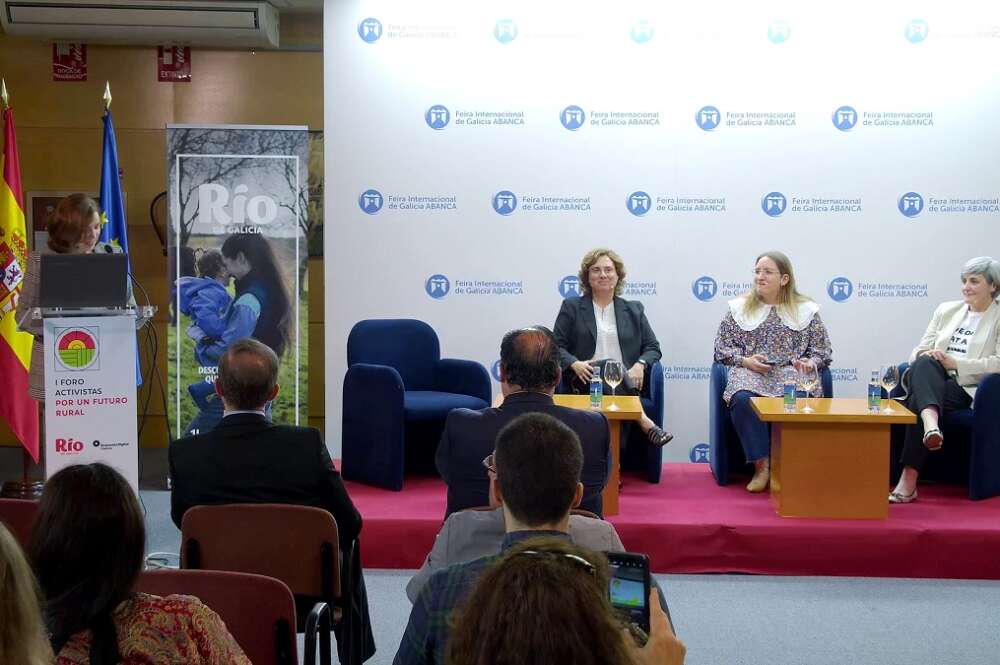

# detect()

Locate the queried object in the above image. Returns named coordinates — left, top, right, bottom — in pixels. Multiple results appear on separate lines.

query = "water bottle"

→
left=589, top=365, right=603, bottom=409
left=868, top=370, right=881, bottom=413
left=782, top=367, right=797, bottom=413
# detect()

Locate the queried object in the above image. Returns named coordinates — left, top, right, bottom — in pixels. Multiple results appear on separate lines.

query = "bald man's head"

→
left=215, top=338, right=279, bottom=410
left=499, top=327, right=561, bottom=392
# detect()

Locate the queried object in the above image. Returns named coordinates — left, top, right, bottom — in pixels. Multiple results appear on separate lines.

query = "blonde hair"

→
left=743, top=251, right=812, bottom=319
left=0, top=523, right=53, bottom=665
left=578, top=248, right=626, bottom=297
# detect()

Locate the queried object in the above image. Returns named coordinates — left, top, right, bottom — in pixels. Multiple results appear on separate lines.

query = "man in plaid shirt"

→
left=393, top=412, right=589, bottom=665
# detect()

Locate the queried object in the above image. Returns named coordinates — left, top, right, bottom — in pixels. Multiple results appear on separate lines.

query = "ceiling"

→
left=269, top=0, right=323, bottom=12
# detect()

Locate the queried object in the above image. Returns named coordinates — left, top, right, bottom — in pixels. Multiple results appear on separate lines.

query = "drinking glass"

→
left=797, top=364, right=819, bottom=413
left=604, top=360, right=623, bottom=411
left=880, top=364, right=900, bottom=413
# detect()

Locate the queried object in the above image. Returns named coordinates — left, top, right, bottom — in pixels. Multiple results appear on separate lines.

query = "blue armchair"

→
left=342, top=320, right=491, bottom=491
left=709, top=362, right=833, bottom=486
left=888, top=362, right=1000, bottom=500
left=557, top=362, right=666, bottom=484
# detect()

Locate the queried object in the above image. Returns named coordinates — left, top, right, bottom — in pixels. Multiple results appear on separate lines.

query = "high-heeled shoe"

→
left=889, top=489, right=918, bottom=504
left=646, top=426, right=673, bottom=447
left=923, top=428, right=943, bottom=451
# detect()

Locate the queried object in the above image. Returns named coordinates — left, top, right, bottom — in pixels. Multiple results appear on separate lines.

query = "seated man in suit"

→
left=169, top=337, right=374, bottom=663
left=435, top=326, right=610, bottom=517
left=396, top=412, right=678, bottom=665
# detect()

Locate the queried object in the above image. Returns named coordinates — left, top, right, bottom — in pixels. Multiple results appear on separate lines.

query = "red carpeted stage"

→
left=345, top=464, right=1000, bottom=580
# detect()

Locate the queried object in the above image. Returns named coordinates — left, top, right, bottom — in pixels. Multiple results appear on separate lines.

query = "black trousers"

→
left=900, top=355, right=972, bottom=471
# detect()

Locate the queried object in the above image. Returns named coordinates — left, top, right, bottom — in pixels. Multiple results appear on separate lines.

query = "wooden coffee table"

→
left=750, top=398, right=916, bottom=519
left=553, top=395, right=643, bottom=516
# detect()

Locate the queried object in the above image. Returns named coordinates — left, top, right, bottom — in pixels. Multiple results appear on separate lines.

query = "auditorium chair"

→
left=180, top=503, right=357, bottom=665
left=343, top=319, right=491, bottom=490
left=556, top=361, right=667, bottom=483
left=137, top=569, right=307, bottom=665
left=887, top=362, right=1000, bottom=500
left=709, top=362, right=834, bottom=486
left=0, top=497, right=38, bottom=548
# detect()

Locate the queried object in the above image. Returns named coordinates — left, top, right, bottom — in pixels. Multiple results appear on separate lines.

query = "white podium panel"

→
left=43, top=315, right=139, bottom=491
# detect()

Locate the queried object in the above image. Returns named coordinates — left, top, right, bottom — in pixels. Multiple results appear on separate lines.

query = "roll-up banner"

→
left=166, top=125, right=309, bottom=437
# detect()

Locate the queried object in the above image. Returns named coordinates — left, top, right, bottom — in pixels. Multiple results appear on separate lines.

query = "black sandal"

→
left=646, top=426, right=674, bottom=447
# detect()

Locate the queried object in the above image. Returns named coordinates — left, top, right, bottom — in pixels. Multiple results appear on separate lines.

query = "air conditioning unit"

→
left=0, top=1, right=280, bottom=48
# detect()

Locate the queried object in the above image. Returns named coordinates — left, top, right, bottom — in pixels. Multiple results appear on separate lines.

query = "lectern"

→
left=34, top=304, right=153, bottom=492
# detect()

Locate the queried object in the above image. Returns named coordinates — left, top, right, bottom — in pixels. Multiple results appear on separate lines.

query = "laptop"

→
left=39, top=253, right=129, bottom=308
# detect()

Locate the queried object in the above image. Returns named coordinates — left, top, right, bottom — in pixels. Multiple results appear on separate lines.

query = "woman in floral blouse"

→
left=713, top=251, right=833, bottom=492
left=30, top=463, right=250, bottom=665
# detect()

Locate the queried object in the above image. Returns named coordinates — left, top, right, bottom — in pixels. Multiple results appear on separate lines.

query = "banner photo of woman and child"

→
left=166, top=125, right=309, bottom=437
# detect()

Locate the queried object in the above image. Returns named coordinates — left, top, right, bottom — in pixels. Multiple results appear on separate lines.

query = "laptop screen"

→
left=39, top=254, right=129, bottom=309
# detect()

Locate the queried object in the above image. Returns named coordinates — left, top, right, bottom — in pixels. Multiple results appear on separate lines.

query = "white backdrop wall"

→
left=324, top=1, right=1000, bottom=461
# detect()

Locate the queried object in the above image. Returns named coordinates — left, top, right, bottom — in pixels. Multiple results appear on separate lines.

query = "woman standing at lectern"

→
left=553, top=248, right=672, bottom=447
left=16, top=193, right=121, bottom=402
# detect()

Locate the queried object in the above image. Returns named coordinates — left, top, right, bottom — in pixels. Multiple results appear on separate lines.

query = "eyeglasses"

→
left=515, top=549, right=596, bottom=576
left=752, top=269, right=781, bottom=277
left=589, top=266, right=616, bottom=276
left=481, top=452, right=496, bottom=475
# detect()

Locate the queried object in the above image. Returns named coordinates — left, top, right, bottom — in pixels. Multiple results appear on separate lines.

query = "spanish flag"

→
left=0, top=102, right=39, bottom=462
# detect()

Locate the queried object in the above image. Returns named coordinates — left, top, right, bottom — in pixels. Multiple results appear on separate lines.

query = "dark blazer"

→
left=434, top=392, right=610, bottom=518
left=553, top=295, right=662, bottom=374
left=169, top=413, right=374, bottom=664
left=169, top=413, right=362, bottom=547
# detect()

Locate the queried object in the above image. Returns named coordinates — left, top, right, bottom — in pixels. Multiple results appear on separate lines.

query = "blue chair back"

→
left=347, top=319, right=440, bottom=391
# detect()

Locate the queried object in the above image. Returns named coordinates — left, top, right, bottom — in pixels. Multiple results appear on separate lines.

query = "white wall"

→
left=325, top=1, right=1000, bottom=460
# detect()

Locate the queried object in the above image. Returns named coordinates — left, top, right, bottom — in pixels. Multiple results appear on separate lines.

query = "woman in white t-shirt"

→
left=890, top=256, right=1000, bottom=503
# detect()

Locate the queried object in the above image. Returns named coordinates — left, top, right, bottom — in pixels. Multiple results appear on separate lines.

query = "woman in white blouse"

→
left=553, top=248, right=672, bottom=446
left=890, top=256, right=1000, bottom=504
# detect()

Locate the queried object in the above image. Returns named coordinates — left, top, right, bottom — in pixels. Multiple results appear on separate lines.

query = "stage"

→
left=345, top=464, right=1000, bottom=580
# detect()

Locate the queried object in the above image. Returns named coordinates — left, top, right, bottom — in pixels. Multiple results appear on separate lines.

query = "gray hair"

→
left=961, top=256, right=1000, bottom=298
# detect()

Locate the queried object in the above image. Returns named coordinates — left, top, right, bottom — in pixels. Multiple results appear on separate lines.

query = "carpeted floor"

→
left=139, top=490, right=1000, bottom=665
left=343, top=463, right=1000, bottom=578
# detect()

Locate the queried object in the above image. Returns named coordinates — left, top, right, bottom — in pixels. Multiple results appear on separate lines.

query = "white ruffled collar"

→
left=728, top=295, right=819, bottom=332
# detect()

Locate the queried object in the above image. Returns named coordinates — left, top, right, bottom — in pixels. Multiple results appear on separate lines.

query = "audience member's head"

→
left=447, top=537, right=632, bottom=665
left=492, top=412, right=584, bottom=528
left=196, top=248, right=228, bottom=281
left=30, top=462, right=145, bottom=662
left=0, top=523, right=52, bottom=665
left=498, top=326, right=561, bottom=393
left=215, top=337, right=280, bottom=410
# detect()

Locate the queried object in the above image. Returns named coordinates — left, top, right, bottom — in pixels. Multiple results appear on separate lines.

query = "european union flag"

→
left=98, top=108, right=142, bottom=385
left=98, top=110, right=130, bottom=261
